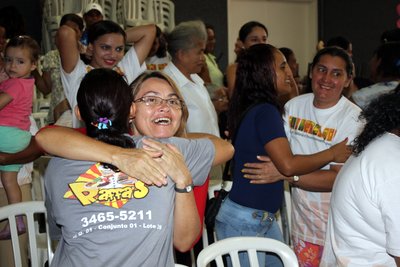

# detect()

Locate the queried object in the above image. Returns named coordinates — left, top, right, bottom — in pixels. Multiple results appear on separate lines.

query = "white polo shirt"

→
left=163, top=62, right=220, bottom=136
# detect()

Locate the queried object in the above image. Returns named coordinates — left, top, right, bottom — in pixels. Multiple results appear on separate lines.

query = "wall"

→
left=0, top=0, right=43, bottom=44
left=228, top=0, right=318, bottom=77
left=318, top=0, right=400, bottom=78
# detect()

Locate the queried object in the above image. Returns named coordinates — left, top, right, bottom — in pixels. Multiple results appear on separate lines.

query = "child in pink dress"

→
left=0, top=35, right=40, bottom=239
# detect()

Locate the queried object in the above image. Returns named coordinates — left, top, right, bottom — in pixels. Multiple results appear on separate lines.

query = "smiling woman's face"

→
left=132, top=78, right=183, bottom=138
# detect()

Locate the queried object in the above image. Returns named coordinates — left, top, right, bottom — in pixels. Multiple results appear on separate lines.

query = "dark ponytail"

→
left=77, top=68, right=135, bottom=149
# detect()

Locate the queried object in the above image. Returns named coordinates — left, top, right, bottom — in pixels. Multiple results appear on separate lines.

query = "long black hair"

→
left=77, top=68, right=135, bottom=149
left=352, top=85, right=400, bottom=156
left=87, top=20, right=126, bottom=44
left=238, top=21, right=268, bottom=42
left=227, top=43, right=280, bottom=138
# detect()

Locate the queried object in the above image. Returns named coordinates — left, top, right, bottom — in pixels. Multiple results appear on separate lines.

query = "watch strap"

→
left=174, top=183, right=194, bottom=193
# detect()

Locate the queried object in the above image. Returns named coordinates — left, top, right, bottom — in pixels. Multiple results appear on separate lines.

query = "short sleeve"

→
left=169, top=137, right=215, bottom=186
left=254, top=105, right=286, bottom=145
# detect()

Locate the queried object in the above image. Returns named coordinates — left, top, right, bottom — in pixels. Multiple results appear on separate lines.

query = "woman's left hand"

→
left=142, top=138, right=193, bottom=187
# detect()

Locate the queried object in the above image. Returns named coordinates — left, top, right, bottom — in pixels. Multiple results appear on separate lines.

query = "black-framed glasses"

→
left=134, top=96, right=184, bottom=110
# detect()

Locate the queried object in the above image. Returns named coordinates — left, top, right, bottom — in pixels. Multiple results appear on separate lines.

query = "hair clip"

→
left=91, top=117, right=112, bottom=130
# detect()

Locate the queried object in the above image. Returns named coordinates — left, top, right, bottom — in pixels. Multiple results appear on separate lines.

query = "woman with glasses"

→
left=35, top=69, right=233, bottom=267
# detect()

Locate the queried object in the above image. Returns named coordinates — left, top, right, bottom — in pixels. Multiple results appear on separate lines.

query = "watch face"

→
left=175, top=183, right=194, bottom=193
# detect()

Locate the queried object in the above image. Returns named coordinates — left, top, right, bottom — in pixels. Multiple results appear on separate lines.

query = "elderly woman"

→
left=162, top=20, right=223, bottom=195
left=163, top=20, right=219, bottom=137
left=35, top=69, right=233, bottom=267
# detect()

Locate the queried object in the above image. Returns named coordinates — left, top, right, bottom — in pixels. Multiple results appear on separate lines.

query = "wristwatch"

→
left=175, top=183, right=194, bottom=193
left=293, top=175, right=300, bottom=182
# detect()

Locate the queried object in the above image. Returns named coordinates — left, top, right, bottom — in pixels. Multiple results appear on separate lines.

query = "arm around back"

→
left=264, top=136, right=349, bottom=177
left=35, top=126, right=168, bottom=186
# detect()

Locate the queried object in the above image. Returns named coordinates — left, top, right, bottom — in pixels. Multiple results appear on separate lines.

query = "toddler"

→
left=0, top=35, right=40, bottom=239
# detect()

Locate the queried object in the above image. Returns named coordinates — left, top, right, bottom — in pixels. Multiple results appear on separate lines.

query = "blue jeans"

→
left=215, top=197, right=284, bottom=267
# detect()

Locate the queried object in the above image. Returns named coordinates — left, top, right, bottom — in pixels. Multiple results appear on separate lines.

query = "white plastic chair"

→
left=196, top=236, right=298, bottom=267
left=0, top=201, right=53, bottom=267
left=276, top=181, right=292, bottom=246
left=32, top=112, right=49, bottom=129
left=153, top=0, right=175, bottom=33
left=123, top=0, right=154, bottom=28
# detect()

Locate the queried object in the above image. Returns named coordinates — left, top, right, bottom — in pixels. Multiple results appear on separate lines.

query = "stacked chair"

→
left=41, top=0, right=175, bottom=53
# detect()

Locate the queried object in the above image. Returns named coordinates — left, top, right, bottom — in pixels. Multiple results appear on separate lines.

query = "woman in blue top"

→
left=215, top=44, right=350, bottom=267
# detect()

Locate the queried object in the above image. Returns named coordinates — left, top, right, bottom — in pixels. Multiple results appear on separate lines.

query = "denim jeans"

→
left=215, top=197, right=284, bottom=267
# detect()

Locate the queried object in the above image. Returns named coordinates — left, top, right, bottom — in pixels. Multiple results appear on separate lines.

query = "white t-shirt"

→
left=283, top=93, right=363, bottom=245
left=352, top=81, right=399, bottom=109
left=61, top=47, right=144, bottom=128
left=163, top=62, right=220, bottom=136
left=146, top=55, right=170, bottom=71
left=321, top=132, right=400, bottom=266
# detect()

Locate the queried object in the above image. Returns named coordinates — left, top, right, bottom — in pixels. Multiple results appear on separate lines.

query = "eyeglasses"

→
left=134, top=96, right=184, bottom=110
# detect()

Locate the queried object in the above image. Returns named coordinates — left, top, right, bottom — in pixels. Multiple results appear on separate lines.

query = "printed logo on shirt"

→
left=64, top=163, right=149, bottom=209
left=288, top=116, right=336, bottom=142
left=146, top=63, right=168, bottom=71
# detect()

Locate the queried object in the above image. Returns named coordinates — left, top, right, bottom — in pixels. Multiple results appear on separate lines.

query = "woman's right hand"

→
left=329, top=138, right=351, bottom=163
left=111, top=147, right=167, bottom=186
left=142, top=138, right=193, bottom=188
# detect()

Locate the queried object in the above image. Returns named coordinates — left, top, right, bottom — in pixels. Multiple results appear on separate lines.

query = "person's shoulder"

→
left=166, top=136, right=211, bottom=146
left=190, top=73, right=205, bottom=85
left=285, top=93, right=312, bottom=107
left=248, top=103, right=281, bottom=121
left=252, top=102, right=277, bottom=111
left=352, top=82, right=388, bottom=98
left=162, top=62, right=175, bottom=77
left=339, top=96, right=362, bottom=114
left=4, top=77, right=33, bottom=89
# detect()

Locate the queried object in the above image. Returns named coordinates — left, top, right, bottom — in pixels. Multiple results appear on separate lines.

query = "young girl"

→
left=215, top=44, right=353, bottom=267
left=0, top=35, right=40, bottom=239
left=226, top=21, right=268, bottom=97
left=57, top=20, right=155, bottom=127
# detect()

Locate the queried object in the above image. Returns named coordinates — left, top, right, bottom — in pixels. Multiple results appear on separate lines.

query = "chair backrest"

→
left=123, top=0, right=148, bottom=23
left=196, top=236, right=298, bottom=267
left=0, top=201, right=53, bottom=267
left=153, top=0, right=175, bottom=33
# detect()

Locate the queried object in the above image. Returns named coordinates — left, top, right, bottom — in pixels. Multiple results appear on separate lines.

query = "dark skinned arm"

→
left=0, top=137, right=43, bottom=165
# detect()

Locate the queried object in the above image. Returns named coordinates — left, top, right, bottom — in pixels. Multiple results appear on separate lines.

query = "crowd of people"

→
left=0, top=2, right=400, bottom=267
